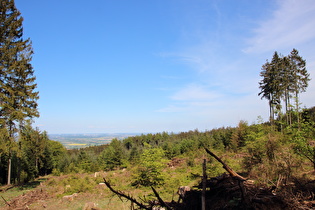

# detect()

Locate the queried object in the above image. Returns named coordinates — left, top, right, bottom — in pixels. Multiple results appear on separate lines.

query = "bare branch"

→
left=103, top=178, right=150, bottom=210
left=1, top=195, right=10, bottom=207
left=151, top=186, right=173, bottom=210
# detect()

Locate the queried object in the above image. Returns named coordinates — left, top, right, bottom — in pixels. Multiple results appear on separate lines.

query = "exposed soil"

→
left=2, top=188, right=51, bottom=209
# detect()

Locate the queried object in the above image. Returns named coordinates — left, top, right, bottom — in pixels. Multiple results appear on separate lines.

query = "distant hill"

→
left=49, top=133, right=140, bottom=149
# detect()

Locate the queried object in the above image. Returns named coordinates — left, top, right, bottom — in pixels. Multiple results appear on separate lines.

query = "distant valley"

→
left=49, top=133, right=140, bottom=149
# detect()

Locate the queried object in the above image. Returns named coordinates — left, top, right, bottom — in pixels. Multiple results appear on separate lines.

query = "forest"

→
left=1, top=106, right=315, bottom=208
left=1, top=106, right=315, bottom=185
left=1, top=0, right=315, bottom=209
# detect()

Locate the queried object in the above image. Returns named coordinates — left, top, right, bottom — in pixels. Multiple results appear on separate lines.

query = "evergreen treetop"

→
left=0, top=0, right=39, bottom=133
left=0, top=0, right=39, bottom=185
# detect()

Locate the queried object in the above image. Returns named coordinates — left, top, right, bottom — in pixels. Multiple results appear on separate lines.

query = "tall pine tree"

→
left=259, top=52, right=282, bottom=124
left=259, top=49, right=310, bottom=127
left=288, top=49, right=310, bottom=125
left=0, top=0, right=39, bottom=185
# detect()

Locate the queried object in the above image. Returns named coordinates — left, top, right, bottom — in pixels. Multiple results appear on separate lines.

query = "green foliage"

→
left=291, top=121, right=315, bottom=169
left=2, top=106, right=314, bottom=189
left=230, top=121, right=248, bottom=150
left=0, top=0, right=39, bottom=131
left=162, top=141, right=180, bottom=159
left=0, top=0, right=39, bottom=185
left=132, top=147, right=167, bottom=186
left=41, top=109, right=314, bottom=188
left=52, top=168, right=61, bottom=176
left=209, top=127, right=233, bottom=149
left=0, top=123, right=68, bottom=184
left=0, top=127, right=10, bottom=155
left=64, top=175, right=94, bottom=194
left=47, top=140, right=67, bottom=171
left=20, top=125, right=46, bottom=177
left=179, top=138, right=196, bottom=154
left=207, top=158, right=226, bottom=177
left=98, top=138, right=126, bottom=170
left=259, top=49, right=310, bottom=126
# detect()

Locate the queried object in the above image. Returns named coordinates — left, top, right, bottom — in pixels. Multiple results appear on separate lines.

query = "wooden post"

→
left=202, top=158, right=207, bottom=210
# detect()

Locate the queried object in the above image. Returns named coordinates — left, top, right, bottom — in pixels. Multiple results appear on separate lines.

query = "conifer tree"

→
left=259, top=52, right=282, bottom=123
left=288, top=49, right=310, bottom=125
left=0, top=0, right=39, bottom=185
left=278, top=55, right=293, bottom=124
left=19, top=124, right=47, bottom=180
left=259, top=49, right=310, bottom=127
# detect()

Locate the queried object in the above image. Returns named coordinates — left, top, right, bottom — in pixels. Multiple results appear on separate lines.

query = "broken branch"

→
left=151, top=186, right=172, bottom=210
left=103, top=178, right=150, bottom=210
left=205, top=148, right=246, bottom=181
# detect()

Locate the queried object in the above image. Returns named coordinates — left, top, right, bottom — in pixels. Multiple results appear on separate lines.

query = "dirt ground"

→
left=1, top=188, right=51, bottom=209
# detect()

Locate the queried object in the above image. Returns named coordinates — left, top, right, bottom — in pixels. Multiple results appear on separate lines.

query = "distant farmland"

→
left=49, top=133, right=140, bottom=149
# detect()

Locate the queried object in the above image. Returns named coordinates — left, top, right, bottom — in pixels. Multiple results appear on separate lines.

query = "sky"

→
left=14, top=0, right=315, bottom=134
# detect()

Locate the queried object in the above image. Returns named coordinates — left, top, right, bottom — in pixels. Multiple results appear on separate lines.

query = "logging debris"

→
left=103, top=148, right=315, bottom=210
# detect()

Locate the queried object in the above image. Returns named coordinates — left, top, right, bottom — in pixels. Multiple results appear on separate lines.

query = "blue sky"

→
left=15, top=0, right=315, bottom=134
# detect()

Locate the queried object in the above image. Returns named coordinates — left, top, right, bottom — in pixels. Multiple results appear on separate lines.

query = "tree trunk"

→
left=295, top=91, right=300, bottom=128
left=202, top=159, right=207, bottom=210
left=7, top=156, right=11, bottom=185
left=269, top=96, right=275, bottom=125
left=288, top=93, right=292, bottom=126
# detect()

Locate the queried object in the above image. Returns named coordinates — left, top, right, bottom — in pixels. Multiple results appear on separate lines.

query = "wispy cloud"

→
left=244, top=0, right=315, bottom=53
left=171, top=84, right=222, bottom=101
left=157, top=0, right=315, bottom=129
left=159, top=41, right=220, bottom=74
left=156, top=84, right=222, bottom=113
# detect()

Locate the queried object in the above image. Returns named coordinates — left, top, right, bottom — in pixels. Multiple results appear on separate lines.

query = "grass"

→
left=0, top=153, right=230, bottom=209
left=0, top=158, right=201, bottom=210
left=2, top=152, right=314, bottom=210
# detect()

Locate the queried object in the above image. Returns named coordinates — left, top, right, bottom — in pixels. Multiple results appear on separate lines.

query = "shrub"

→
left=132, top=147, right=167, bottom=186
left=61, top=175, right=95, bottom=195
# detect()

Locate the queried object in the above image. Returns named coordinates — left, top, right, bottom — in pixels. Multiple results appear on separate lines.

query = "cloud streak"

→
left=244, top=0, right=315, bottom=53
left=171, top=84, right=222, bottom=101
left=158, top=0, right=315, bottom=128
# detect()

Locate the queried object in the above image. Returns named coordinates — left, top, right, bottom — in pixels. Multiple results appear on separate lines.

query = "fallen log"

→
left=0, top=185, right=14, bottom=192
left=205, top=148, right=246, bottom=181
